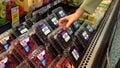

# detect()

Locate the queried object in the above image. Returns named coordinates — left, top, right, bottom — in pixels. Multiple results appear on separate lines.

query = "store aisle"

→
left=109, top=17, right=120, bottom=68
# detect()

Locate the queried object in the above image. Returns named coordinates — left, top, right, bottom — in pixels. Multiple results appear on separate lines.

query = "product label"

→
left=37, top=50, right=46, bottom=66
left=0, top=36, right=10, bottom=50
left=18, top=25, right=28, bottom=34
left=73, top=22, right=79, bottom=29
left=51, top=17, right=58, bottom=26
left=20, top=36, right=30, bottom=52
left=86, top=25, right=94, bottom=33
left=72, top=49, right=80, bottom=61
left=11, top=6, right=19, bottom=26
left=67, top=27, right=73, bottom=35
left=82, top=31, right=89, bottom=41
left=41, top=24, right=51, bottom=35
left=0, top=57, right=8, bottom=68
left=59, top=10, right=65, bottom=17
left=61, top=31, right=70, bottom=42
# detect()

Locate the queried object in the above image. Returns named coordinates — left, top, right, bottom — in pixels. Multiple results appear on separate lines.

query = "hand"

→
left=58, top=8, right=84, bottom=30
left=59, top=13, right=77, bottom=30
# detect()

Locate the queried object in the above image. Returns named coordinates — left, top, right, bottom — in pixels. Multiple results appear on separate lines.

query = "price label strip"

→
left=11, top=6, right=19, bottom=27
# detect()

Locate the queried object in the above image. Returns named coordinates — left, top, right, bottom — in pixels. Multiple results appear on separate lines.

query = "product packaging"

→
left=28, top=46, right=54, bottom=68
left=67, top=45, right=82, bottom=67
left=82, top=22, right=95, bottom=35
left=74, top=26, right=91, bottom=48
left=46, top=13, right=59, bottom=30
left=12, top=23, right=29, bottom=37
left=53, top=7, right=74, bottom=35
left=48, top=55, right=75, bottom=68
left=48, top=25, right=73, bottom=54
left=0, top=42, right=22, bottom=68
left=32, top=20, right=53, bottom=46
left=13, top=32, right=38, bottom=59
left=52, top=7, right=67, bottom=18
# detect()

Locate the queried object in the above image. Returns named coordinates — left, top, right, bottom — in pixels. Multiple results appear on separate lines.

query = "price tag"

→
left=11, top=6, right=19, bottom=26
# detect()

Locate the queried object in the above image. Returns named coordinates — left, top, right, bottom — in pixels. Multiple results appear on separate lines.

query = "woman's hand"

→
left=58, top=8, right=84, bottom=30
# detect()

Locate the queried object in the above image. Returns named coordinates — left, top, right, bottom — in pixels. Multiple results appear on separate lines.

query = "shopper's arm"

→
left=59, top=0, right=102, bottom=30
left=80, top=0, right=102, bottom=14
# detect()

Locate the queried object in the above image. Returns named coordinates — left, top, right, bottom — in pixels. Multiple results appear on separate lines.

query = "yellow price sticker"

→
left=11, top=6, right=19, bottom=25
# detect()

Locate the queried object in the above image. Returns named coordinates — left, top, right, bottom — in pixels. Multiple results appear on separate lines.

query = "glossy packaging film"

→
left=52, top=7, right=67, bottom=18
left=0, top=0, right=6, bottom=26
left=32, top=20, right=53, bottom=46
left=12, top=24, right=29, bottom=37
left=12, top=32, right=38, bottom=59
left=46, top=13, right=59, bottom=30
left=0, top=40, right=23, bottom=68
left=74, top=23, right=95, bottom=48
left=28, top=46, right=54, bottom=68
left=48, top=25, right=73, bottom=54
left=48, top=55, right=75, bottom=68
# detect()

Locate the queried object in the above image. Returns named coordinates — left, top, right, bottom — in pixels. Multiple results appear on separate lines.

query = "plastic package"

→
left=72, top=21, right=80, bottom=31
left=48, top=55, right=75, bottom=68
left=12, top=24, right=29, bottom=37
left=52, top=7, right=67, bottom=18
left=13, top=32, right=38, bottom=58
left=48, top=25, right=73, bottom=54
left=68, top=45, right=82, bottom=67
left=74, top=26, right=91, bottom=48
left=46, top=13, right=59, bottom=30
left=0, top=42, right=22, bottom=68
left=33, top=20, right=52, bottom=46
left=82, top=22, right=95, bottom=34
left=28, top=46, right=54, bottom=68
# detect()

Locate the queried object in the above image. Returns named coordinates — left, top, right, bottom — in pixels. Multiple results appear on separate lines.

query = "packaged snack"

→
left=52, top=7, right=67, bottom=18
left=48, top=25, right=73, bottom=54
left=12, top=24, right=29, bottom=37
left=49, top=56, right=75, bottom=68
left=68, top=45, right=82, bottom=67
left=13, top=33, right=38, bottom=58
left=74, top=26, right=91, bottom=48
left=82, top=22, right=95, bottom=34
left=46, top=13, right=59, bottom=30
left=28, top=46, right=54, bottom=68
left=0, top=42, right=22, bottom=68
left=33, top=20, right=53, bottom=46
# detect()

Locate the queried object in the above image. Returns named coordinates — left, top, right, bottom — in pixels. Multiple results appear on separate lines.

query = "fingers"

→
left=64, top=20, right=73, bottom=30
left=58, top=16, right=68, bottom=26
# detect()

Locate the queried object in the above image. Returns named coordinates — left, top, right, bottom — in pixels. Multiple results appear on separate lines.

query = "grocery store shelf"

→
left=78, top=0, right=120, bottom=67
